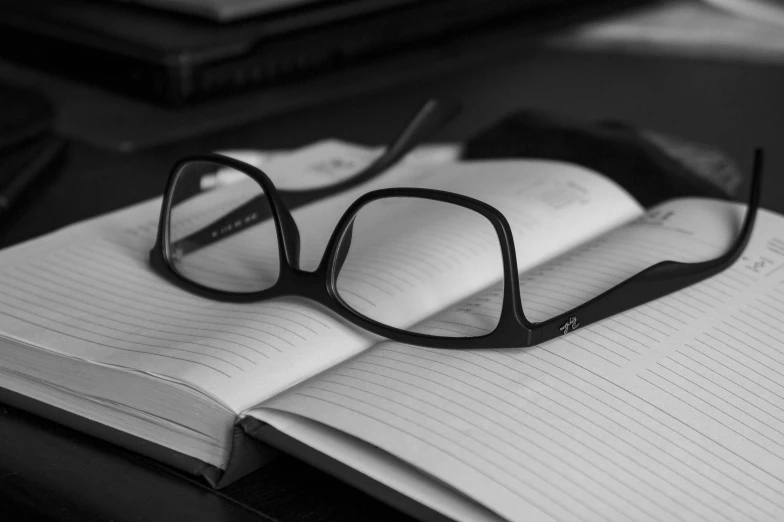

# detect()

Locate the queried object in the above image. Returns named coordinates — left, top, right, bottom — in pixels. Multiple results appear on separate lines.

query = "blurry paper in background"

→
left=551, top=0, right=784, bottom=63
left=109, top=0, right=326, bottom=20
left=107, top=0, right=422, bottom=22
left=704, top=0, right=784, bottom=28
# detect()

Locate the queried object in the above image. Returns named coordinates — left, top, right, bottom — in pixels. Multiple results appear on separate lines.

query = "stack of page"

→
left=0, top=141, right=782, bottom=521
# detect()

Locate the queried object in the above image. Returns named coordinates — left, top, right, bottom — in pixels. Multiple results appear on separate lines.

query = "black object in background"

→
left=0, top=81, right=56, bottom=155
left=0, top=0, right=647, bottom=107
left=0, top=82, right=66, bottom=224
left=463, top=110, right=744, bottom=208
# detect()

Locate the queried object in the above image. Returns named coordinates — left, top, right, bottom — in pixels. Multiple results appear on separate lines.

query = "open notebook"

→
left=0, top=141, right=782, bottom=520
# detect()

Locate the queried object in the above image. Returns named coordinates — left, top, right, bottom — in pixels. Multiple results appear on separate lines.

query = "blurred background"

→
left=1, top=0, right=783, bottom=150
left=3, top=0, right=784, bottom=266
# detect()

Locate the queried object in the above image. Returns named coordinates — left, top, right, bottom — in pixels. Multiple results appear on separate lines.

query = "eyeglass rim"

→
left=150, top=153, right=533, bottom=349
left=150, top=150, right=762, bottom=349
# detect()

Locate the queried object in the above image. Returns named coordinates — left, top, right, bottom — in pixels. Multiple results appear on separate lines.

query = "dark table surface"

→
left=1, top=41, right=784, bottom=522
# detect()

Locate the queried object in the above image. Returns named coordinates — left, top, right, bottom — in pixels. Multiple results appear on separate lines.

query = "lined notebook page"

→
left=0, top=143, right=400, bottom=414
left=253, top=199, right=784, bottom=522
left=256, top=408, right=506, bottom=522
left=0, top=143, right=640, bottom=417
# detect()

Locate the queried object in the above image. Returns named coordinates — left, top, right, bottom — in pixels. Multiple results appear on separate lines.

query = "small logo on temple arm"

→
left=559, top=316, right=579, bottom=335
left=209, top=212, right=260, bottom=239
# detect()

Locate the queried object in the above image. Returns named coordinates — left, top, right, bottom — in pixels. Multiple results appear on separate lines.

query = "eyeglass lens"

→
left=333, top=197, right=505, bottom=337
left=167, top=161, right=280, bottom=293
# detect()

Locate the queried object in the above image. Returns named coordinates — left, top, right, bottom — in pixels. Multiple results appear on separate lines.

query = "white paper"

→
left=254, top=200, right=784, bottom=521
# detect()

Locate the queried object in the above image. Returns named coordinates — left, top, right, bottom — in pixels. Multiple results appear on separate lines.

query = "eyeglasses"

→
left=149, top=100, right=763, bottom=349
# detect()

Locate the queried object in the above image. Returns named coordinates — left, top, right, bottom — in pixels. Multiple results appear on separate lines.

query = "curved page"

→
left=251, top=199, right=784, bottom=522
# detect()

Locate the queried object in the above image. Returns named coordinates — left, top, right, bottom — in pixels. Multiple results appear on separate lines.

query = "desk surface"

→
left=2, top=45, right=784, bottom=521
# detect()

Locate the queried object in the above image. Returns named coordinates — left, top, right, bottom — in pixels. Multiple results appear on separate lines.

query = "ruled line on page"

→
left=673, top=349, right=784, bottom=416
left=425, top=346, right=772, bottom=517
left=0, top=288, right=248, bottom=374
left=8, top=264, right=289, bottom=352
left=276, top=333, right=783, bottom=521
left=0, top=276, right=265, bottom=363
left=642, top=368, right=784, bottom=458
left=522, top=346, right=781, bottom=514
left=282, top=344, right=776, bottom=522
left=14, top=262, right=292, bottom=350
left=29, top=252, right=313, bottom=343
left=0, top=231, right=360, bottom=394
left=659, top=356, right=784, bottom=437
left=0, top=307, right=234, bottom=378
left=367, top=346, right=766, bottom=521
left=291, top=389, right=577, bottom=522
left=331, top=363, right=667, bottom=522
left=68, top=241, right=332, bottom=330
left=309, top=378, right=630, bottom=522
left=0, top=282, right=257, bottom=368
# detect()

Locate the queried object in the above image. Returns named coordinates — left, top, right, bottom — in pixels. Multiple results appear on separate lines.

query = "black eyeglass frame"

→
left=150, top=149, right=763, bottom=349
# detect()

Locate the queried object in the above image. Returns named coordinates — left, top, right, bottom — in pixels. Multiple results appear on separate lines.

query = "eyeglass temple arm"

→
left=169, top=98, right=461, bottom=257
left=526, top=148, right=763, bottom=347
